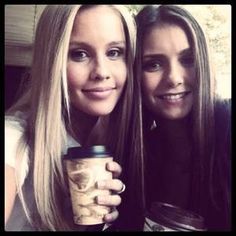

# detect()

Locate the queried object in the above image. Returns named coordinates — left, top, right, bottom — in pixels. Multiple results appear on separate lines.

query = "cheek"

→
left=114, top=63, right=127, bottom=87
left=187, top=68, right=196, bottom=86
left=67, top=65, right=78, bottom=87
left=67, top=63, right=86, bottom=88
left=142, top=74, right=161, bottom=95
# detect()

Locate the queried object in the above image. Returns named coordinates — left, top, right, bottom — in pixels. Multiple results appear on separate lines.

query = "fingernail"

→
left=107, top=162, right=114, bottom=170
left=104, top=214, right=113, bottom=222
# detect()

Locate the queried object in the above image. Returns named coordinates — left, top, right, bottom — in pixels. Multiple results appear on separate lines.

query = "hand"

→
left=96, top=161, right=125, bottom=223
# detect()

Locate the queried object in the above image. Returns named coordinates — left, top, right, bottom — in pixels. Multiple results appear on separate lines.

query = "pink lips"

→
left=82, top=87, right=115, bottom=99
left=156, top=91, right=191, bottom=105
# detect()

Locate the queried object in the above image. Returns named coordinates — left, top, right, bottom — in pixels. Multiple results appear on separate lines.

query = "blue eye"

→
left=107, top=48, right=124, bottom=60
left=69, top=50, right=88, bottom=62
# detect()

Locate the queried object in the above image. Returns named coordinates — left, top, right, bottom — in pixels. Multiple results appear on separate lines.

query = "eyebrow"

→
left=143, top=48, right=192, bottom=60
left=69, top=41, right=126, bottom=48
left=179, top=48, right=192, bottom=57
left=142, top=54, right=165, bottom=61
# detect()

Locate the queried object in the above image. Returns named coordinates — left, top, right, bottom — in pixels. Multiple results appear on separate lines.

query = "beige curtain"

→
left=5, top=5, right=46, bottom=67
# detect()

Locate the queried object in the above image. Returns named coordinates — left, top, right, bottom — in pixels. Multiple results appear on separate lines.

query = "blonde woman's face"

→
left=142, top=24, right=195, bottom=120
left=67, top=6, right=127, bottom=116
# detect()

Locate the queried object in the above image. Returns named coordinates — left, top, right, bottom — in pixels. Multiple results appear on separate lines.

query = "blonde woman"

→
left=5, top=5, right=143, bottom=231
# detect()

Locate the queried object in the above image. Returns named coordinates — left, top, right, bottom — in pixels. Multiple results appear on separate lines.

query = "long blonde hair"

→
left=6, top=5, right=139, bottom=231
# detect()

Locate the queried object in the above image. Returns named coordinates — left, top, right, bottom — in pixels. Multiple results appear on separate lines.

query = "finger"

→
left=106, top=161, right=122, bottom=178
left=103, top=208, right=119, bottom=223
left=96, top=179, right=123, bottom=192
left=96, top=194, right=121, bottom=206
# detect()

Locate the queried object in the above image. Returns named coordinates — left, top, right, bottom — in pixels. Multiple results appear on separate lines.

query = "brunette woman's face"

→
left=142, top=24, right=195, bottom=120
left=67, top=6, right=127, bottom=116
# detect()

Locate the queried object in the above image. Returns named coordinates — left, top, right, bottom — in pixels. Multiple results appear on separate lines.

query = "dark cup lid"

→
left=64, top=145, right=112, bottom=159
left=149, top=202, right=206, bottom=231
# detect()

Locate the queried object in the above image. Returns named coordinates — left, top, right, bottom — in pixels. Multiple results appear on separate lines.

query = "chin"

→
left=85, top=107, right=115, bottom=117
left=167, top=115, right=187, bottom=120
left=163, top=111, right=191, bottom=120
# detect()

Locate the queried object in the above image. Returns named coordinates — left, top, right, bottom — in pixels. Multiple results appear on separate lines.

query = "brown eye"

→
left=142, top=60, right=163, bottom=72
left=180, top=56, right=194, bottom=67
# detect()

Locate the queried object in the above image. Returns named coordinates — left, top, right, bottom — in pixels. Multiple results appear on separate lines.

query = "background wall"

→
left=5, top=5, right=46, bottom=66
left=5, top=5, right=46, bottom=110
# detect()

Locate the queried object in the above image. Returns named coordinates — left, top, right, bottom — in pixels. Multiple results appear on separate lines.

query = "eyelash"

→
left=107, top=48, right=125, bottom=59
left=142, top=60, right=163, bottom=72
left=69, top=47, right=125, bottom=62
left=69, top=50, right=88, bottom=62
left=143, top=56, right=194, bottom=72
left=180, top=56, right=194, bottom=67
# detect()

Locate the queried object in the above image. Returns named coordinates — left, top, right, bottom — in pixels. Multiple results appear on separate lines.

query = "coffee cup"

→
left=144, top=202, right=206, bottom=231
left=64, top=145, right=113, bottom=225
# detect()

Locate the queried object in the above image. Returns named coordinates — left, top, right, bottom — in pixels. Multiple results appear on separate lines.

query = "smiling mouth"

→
left=157, top=91, right=191, bottom=101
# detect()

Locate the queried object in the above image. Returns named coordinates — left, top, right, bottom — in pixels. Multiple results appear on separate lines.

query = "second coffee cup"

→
left=64, top=145, right=113, bottom=225
left=144, top=202, right=206, bottom=231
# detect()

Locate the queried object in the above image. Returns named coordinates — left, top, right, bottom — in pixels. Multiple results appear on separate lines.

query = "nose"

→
left=90, top=55, right=110, bottom=81
left=165, top=61, right=184, bottom=87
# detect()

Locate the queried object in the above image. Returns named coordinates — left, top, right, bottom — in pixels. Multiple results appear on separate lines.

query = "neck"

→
left=70, top=106, right=103, bottom=146
left=156, top=116, right=191, bottom=142
left=155, top=116, right=193, bottom=159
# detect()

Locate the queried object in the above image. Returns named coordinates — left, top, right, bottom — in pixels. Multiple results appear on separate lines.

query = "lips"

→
left=82, top=87, right=115, bottom=92
left=156, top=91, right=191, bottom=101
left=82, top=86, right=116, bottom=99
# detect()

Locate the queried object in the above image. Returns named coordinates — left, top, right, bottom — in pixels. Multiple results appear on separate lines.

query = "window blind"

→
left=5, top=5, right=46, bottom=67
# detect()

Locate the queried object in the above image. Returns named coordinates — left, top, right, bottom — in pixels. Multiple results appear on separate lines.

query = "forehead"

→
left=143, top=24, right=191, bottom=53
left=72, top=6, right=123, bottom=35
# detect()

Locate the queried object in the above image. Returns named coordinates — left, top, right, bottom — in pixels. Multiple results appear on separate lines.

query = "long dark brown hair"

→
left=135, top=4, right=230, bottom=227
